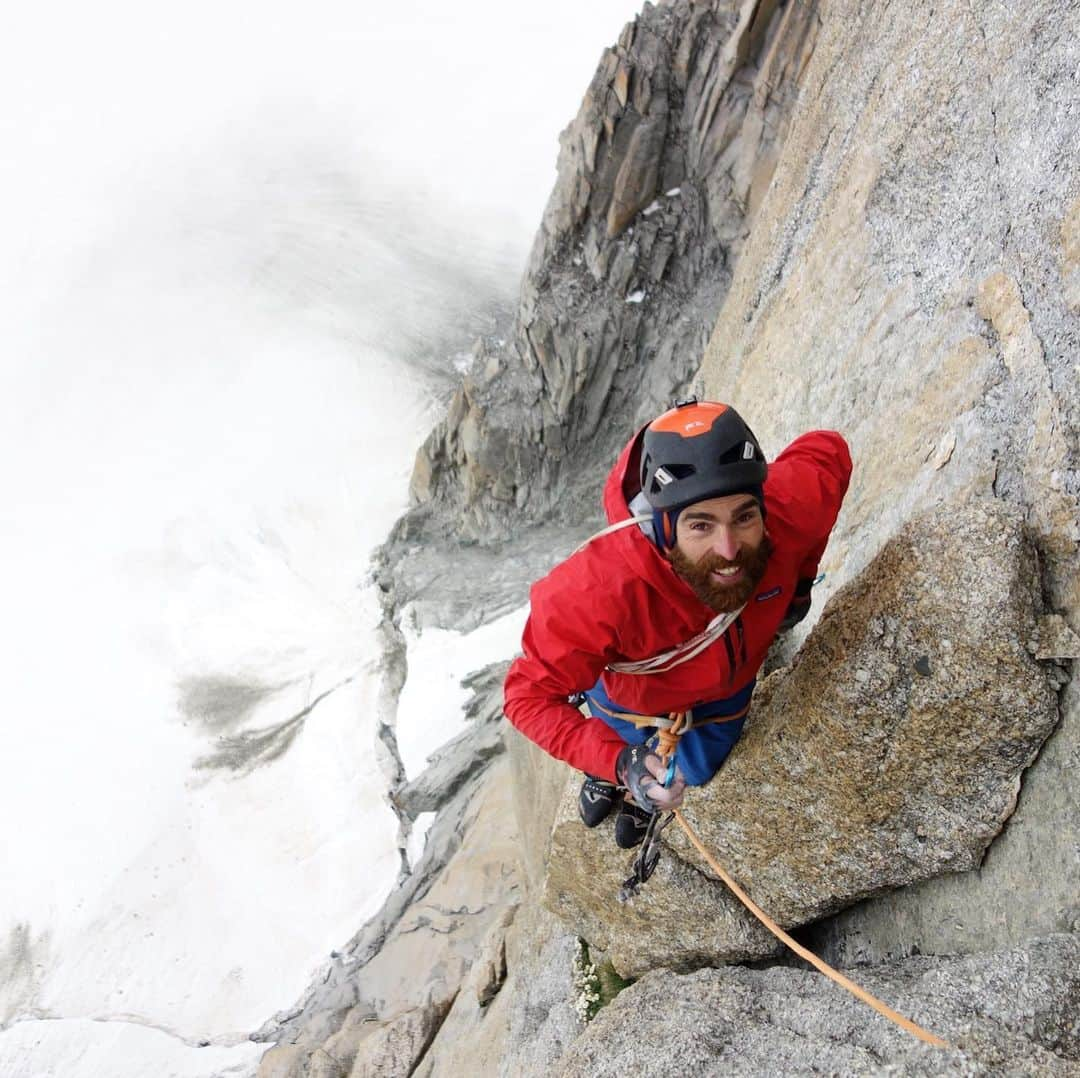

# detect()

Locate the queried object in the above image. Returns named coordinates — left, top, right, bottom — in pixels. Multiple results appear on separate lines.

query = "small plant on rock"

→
left=571, top=938, right=633, bottom=1023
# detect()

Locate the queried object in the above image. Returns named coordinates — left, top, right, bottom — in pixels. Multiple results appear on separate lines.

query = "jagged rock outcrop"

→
left=255, top=757, right=521, bottom=1077
left=391, top=662, right=510, bottom=820
left=259, top=998, right=453, bottom=1078
left=545, top=501, right=1060, bottom=974
left=411, top=902, right=583, bottom=1078
left=406, top=0, right=819, bottom=539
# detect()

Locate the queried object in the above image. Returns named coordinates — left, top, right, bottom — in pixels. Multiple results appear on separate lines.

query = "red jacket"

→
left=503, top=429, right=852, bottom=783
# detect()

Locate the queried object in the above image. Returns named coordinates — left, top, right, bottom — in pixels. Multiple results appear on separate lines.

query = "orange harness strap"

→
left=585, top=699, right=750, bottom=732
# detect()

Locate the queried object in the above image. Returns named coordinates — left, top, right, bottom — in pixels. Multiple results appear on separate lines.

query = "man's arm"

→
left=770, top=430, right=852, bottom=581
left=503, top=566, right=629, bottom=783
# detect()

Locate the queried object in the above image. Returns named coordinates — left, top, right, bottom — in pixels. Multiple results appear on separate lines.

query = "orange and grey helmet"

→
left=640, top=398, right=767, bottom=520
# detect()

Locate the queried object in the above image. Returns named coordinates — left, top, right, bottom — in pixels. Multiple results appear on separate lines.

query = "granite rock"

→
left=402, top=0, right=817, bottom=543
left=255, top=758, right=520, bottom=1076
left=546, top=501, right=1059, bottom=975
left=555, top=934, right=1080, bottom=1077
left=698, top=0, right=1080, bottom=961
left=344, top=998, right=452, bottom=1078
left=413, top=901, right=582, bottom=1078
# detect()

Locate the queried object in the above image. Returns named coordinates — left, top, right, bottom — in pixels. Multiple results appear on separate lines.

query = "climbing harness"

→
left=616, top=711, right=950, bottom=1050
left=586, top=697, right=750, bottom=731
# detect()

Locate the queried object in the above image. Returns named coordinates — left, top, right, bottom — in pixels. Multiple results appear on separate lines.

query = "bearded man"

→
left=503, top=399, right=852, bottom=848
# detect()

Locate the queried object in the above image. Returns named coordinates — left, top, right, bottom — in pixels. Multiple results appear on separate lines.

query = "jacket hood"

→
left=602, top=425, right=648, bottom=525
left=597, top=425, right=685, bottom=591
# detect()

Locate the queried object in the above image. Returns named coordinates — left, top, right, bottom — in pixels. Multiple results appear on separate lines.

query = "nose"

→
left=710, top=525, right=740, bottom=562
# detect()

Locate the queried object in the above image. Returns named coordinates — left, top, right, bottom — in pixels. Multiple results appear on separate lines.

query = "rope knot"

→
left=656, top=711, right=688, bottom=764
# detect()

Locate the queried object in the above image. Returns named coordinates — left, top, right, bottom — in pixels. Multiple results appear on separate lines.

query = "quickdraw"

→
left=617, top=809, right=673, bottom=902
left=615, top=712, right=689, bottom=902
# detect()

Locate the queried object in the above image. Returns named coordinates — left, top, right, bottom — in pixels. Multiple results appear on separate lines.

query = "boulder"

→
left=555, top=933, right=1080, bottom=1077
left=546, top=500, right=1059, bottom=975
left=344, top=998, right=452, bottom=1078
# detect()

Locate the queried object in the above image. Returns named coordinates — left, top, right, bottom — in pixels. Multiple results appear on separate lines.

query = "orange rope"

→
left=656, top=713, right=949, bottom=1049
left=655, top=710, right=688, bottom=761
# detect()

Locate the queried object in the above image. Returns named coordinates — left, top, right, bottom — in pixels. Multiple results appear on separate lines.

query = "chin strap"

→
left=652, top=508, right=680, bottom=550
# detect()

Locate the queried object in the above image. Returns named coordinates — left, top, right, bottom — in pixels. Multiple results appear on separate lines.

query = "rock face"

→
left=555, top=934, right=1080, bottom=1077
left=545, top=501, right=1059, bottom=975
left=255, top=757, right=521, bottom=1078
left=411, top=902, right=583, bottom=1078
left=343, top=1000, right=451, bottom=1078
left=697, top=0, right=1080, bottom=961
left=405, top=0, right=820, bottom=539
left=256, top=0, right=1080, bottom=1072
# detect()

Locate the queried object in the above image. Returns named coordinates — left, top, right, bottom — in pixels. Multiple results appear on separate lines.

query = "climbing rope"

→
left=672, top=810, right=949, bottom=1048
left=641, top=712, right=950, bottom=1050
left=654, top=709, right=688, bottom=762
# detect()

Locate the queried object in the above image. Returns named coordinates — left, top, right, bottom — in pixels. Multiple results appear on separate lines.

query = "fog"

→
left=0, top=2, right=641, bottom=1073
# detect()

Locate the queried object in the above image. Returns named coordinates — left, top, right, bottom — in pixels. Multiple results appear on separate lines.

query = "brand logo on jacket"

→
left=756, top=586, right=782, bottom=601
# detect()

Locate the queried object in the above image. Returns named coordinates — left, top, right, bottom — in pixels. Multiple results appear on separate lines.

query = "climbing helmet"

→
left=639, top=398, right=768, bottom=514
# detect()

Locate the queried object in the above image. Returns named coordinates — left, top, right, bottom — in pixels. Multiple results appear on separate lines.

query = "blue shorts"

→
left=584, top=679, right=753, bottom=787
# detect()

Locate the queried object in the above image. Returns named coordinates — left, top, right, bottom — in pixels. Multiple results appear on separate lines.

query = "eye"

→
left=736, top=511, right=759, bottom=526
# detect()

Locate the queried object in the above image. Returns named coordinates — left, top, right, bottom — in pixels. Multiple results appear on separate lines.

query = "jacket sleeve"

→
left=503, top=561, right=630, bottom=783
left=770, top=431, right=852, bottom=580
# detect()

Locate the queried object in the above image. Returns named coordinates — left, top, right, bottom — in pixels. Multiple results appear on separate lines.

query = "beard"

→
left=669, top=534, right=772, bottom=613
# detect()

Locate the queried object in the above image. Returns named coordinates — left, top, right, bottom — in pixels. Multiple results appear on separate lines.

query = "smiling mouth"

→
left=709, top=565, right=744, bottom=583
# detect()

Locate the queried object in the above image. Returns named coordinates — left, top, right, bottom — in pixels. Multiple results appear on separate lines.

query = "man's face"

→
left=667, top=493, right=770, bottom=612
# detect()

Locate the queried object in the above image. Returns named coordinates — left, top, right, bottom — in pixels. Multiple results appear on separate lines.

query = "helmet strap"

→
left=651, top=508, right=681, bottom=551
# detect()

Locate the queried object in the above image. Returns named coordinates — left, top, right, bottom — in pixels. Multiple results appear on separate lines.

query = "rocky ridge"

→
left=401, top=0, right=817, bottom=541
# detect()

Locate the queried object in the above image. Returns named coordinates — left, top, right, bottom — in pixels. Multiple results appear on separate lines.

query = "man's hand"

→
left=616, top=744, right=686, bottom=812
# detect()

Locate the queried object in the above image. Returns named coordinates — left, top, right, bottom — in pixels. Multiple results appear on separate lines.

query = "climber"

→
left=503, top=398, right=851, bottom=849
